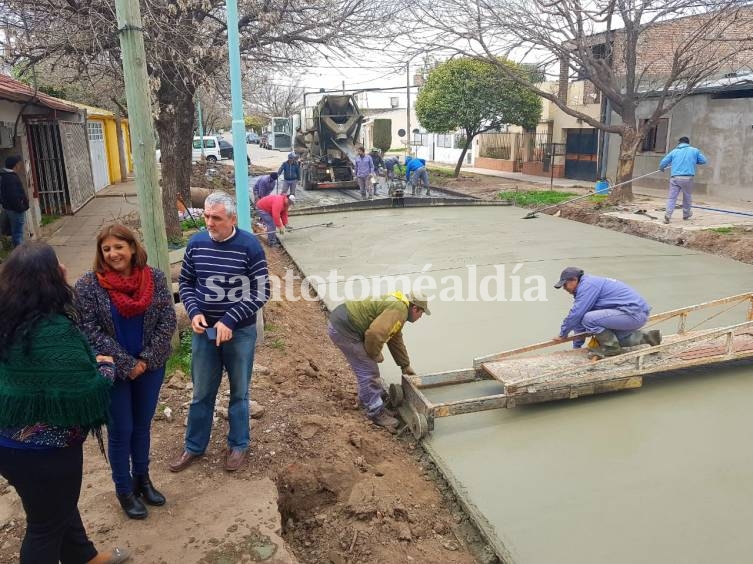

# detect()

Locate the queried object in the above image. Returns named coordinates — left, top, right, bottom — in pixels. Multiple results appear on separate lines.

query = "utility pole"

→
left=225, top=0, right=251, bottom=230
left=114, top=0, right=169, bottom=274
left=406, top=61, right=411, bottom=157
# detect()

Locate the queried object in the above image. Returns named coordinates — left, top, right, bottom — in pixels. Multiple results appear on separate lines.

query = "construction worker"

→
left=553, top=267, right=661, bottom=358
left=278, top=153, right=300, bottom=196
left=328, top=291, right=431, bottom=431
left=659, top=136, right=707, bottom=224
left=353, top=146, right=375, bottom=200
left=383, top=155, right=400, bottom=179
left=405, top=156, right=429, bottom=196
left=255, top=193, right=294, bottom=247
left=252, top=172, right=279, bottom=201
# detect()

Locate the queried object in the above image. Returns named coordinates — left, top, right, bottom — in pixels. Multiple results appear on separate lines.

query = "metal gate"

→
left=87, top=121, right=109, bottom=192
left=59, top=121, right=95, bottom=212
left=27, top=121, right=95, bottom=215
left=564, top=128, right=598, bottom=181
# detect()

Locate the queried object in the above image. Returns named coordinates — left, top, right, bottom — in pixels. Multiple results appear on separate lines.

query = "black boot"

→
left=641, top=330, right=662, bottom=346
left=117, top=492, right=148, bottom=519
left=589, top=330, right=622, bottom=359
left=133, top=473, right=166, bottom=506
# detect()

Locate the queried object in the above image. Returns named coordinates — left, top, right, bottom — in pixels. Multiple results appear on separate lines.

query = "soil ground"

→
left=0, top=245, right=494, bottom=564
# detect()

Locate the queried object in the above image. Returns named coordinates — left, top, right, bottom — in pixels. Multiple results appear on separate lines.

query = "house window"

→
left=390, top=97, right=399, bottom=108
left=640, top=118, right=669, bottom=153
left=412, top=132, right=428, bottom=146
left=436, top=134, right=454, bottom=148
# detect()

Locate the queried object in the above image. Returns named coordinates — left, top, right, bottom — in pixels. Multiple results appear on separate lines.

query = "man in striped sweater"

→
left=171, top=192, right=270, bottom=473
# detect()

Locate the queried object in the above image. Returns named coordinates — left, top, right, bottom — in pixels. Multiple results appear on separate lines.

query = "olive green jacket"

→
left=344, top=293, right=411, bottom=368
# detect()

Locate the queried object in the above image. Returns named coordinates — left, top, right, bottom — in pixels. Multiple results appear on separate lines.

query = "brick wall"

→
left=558, top=8, right=753, bottom=100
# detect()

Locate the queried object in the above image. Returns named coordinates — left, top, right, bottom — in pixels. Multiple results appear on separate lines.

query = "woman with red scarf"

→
left=74, top=224, right=177, bottom=520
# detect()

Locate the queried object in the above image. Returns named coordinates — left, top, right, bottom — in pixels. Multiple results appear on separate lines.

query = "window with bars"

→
left=640, top=118, right=669, bottom=153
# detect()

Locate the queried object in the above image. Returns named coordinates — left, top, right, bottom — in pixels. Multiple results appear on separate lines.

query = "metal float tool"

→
left=521, top=169, right=663, bottom=219
left=389, top=293, right=753, bottom=439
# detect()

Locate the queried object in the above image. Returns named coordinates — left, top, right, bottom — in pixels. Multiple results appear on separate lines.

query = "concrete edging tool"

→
left=521, top=169, right=664, bottom=219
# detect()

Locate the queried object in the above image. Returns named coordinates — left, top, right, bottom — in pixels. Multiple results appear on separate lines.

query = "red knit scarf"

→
left=96, top=266, right=154, bottom=318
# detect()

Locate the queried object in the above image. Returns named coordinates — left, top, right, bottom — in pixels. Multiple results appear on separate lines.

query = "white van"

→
left=192, top=136, right=222, bottom=163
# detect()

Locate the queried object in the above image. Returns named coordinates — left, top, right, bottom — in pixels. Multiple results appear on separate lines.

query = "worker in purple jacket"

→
left=553, top=267, right=661, bottom=358
left=352, top=146, right=375, bottom=200
left=252, top=172, right=278, bottom=202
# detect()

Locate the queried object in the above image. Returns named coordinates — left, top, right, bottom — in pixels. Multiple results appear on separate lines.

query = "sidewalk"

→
left=459, top=163, right=753, bottom=228
left=460, top=165, right=583, bottom=189
left=46, top=186, right=139, bottom=280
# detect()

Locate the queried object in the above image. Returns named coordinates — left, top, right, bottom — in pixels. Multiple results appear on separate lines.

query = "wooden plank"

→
left=646, top=292, right=753, bottom=325
left=507, top=376, right=642, bottom=407
left=433, top=394, right=508, bottom=418
left=413, top=368, right=483, bottom=389
left=474, top=293, right=753, bottom=369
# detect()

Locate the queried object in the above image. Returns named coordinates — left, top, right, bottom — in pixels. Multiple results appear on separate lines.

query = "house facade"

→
left=0, top=73, right=96, bottom=240
left=603, top=75, right=753, bottom=202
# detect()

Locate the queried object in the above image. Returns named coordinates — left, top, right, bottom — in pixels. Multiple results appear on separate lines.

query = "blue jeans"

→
left=257, top=210, right=278, bottom=246
left=185, top=323, right=257, bottom=454
left=108, top=368, right=164, bottom=495
left=410, top=167, right=429, bottom=192
left=5, top=209, right=26, bottom=247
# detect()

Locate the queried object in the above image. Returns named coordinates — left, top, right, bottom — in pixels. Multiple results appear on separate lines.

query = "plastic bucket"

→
left=595, top=179, right=610, bottom=194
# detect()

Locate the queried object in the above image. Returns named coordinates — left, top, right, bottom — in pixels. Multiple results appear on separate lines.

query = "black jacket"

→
left=0, top=169, right=29, bottom=213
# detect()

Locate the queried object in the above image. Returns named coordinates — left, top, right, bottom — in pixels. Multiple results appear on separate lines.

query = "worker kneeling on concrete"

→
left=553, top=267, right=661, bottom=358
left=328, top=291, right=431, bottom=430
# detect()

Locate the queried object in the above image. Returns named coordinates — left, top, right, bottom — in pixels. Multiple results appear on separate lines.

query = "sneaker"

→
left=663, top=216, right=670, bottom=224
left=370, top=411, right=399, bottom=431
left=683, top=213, right=692, bottom=220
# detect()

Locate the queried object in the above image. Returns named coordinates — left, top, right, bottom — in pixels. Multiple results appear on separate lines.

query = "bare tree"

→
left=412, top=0, right=753, bottom=199
left=248, top=72, right=305, bottom=118
left=1, top=0, right=402, bottom=239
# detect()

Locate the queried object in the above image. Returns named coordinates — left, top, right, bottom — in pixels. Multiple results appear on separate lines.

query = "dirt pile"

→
left=556, top=203, right=753, bottom=264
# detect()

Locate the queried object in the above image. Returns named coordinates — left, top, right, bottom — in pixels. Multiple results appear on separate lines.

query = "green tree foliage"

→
left=415, top=58, right=542, bottom=176
left=244, top=115, right=269, bottom=133
left=372, top=119, right=392, bottom=153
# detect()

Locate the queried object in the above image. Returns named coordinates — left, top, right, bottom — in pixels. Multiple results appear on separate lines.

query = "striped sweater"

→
left=179, top=229, right=269, bottom=329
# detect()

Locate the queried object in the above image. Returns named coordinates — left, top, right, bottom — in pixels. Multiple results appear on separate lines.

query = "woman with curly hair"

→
left=0, top=242, right=130, bottom=564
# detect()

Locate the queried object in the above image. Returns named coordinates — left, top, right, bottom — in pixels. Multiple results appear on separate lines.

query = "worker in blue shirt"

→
left=553, top=267, right=661, bottom=358
left=659, top=136, right=707, bottom=224
left=405, top=156, right=429, bottom=196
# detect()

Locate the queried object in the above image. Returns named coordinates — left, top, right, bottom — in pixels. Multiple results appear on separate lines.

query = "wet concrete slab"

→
left=281, top=205, right=753, bottom=563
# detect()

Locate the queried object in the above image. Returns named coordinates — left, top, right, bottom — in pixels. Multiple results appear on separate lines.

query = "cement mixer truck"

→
left=297, top=95, right=363, bottom=190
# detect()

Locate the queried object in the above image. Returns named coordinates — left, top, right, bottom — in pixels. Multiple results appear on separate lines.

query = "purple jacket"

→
left=74, top=269, right=177, bottom=379
left=253, top=175, right=277, bottom=199
left=353, top=155, right=374, bottom=178
left=559, top=275, right=650, bottom=337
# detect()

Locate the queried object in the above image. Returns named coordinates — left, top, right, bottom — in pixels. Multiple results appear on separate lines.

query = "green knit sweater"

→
left=0, top=314, right=111, bottom=428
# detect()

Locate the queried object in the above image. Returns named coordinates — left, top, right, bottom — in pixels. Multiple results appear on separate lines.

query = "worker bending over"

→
left=328, top=291, right=431, bottom=431
left=255, top=193, right=294, bottom=247
left=405, top=156, right=429, bottom=196
left=553, top=267, right=661, bottom=358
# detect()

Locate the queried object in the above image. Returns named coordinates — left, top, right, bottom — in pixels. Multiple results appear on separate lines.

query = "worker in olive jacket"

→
left=327, top=291, right=431, bottom=431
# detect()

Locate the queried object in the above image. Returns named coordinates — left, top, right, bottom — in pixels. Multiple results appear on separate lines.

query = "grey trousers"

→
left=666, top=176, right=694, bottom=219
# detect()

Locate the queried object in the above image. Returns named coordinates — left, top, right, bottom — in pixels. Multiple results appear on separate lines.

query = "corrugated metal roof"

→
left=0, top=73, right=79, bottom=113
